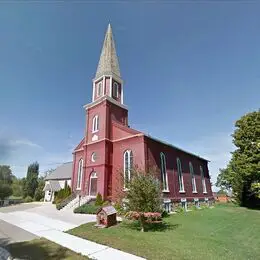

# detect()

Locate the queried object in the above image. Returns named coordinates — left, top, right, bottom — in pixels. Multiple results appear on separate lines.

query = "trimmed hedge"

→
left=74, top=203, right=101, bottom=214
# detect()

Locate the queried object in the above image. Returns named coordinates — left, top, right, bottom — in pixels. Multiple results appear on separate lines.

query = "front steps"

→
left=61, top=195, right=92, bottom=211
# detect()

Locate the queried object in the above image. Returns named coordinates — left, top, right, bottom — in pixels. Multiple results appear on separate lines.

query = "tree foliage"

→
left=24, top=162, right=39, bottom=198
left=0, top=165, right=14, bottom=199
left=0, top=165, right=14, bottom=184
left=122, top=167, right=162, bottom=231
left=216, top=110, right=260, bottom=208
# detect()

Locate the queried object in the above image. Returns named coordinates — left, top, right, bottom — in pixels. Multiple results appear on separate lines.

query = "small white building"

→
left=43, top=162, right=72, bottom=202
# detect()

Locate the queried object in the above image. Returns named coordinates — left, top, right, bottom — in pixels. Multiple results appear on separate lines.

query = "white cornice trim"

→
left=84, top=133, right=144, bottom=146
left=84, top=95, right=128, bottom=110
left=93, top=74, right=123, bottom=85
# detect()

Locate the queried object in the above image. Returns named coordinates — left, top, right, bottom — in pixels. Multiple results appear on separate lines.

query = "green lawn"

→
left=68, top=204, right=260, bottom=260
left=7, top=238, right=89, bottom=260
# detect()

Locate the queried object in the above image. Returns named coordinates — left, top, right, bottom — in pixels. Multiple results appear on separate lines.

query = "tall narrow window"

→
left=92, top=115, right=99, bottom=133
left=113, top=82, right=119, bottom=98
left=177, top=158, right=185, bottom=192
left=97, top=82, right=103, bottom=97
left=160, top=153, right=169, bottom=191
left=189, top=162, right=197, bottom=193
left=200, top=166, right=207, bottom=193
left=123, top=150, right=133, bottom=189
left=76, top=159, right=83, bottom=190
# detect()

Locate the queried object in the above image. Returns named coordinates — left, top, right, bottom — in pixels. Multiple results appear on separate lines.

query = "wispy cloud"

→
left=9, top=139, right=42, bottom=148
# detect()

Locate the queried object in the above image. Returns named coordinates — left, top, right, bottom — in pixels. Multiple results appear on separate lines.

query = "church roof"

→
left=95, top=24, right=121, bottom=79
left=45, top=162, right=72, bottom=180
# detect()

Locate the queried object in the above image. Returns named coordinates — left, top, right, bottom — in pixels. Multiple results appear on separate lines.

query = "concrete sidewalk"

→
left=0, top=211, right=145, bottom=260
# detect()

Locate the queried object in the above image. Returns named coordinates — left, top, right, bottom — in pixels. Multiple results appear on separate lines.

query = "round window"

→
left=91, top=152, right=97, bottom=162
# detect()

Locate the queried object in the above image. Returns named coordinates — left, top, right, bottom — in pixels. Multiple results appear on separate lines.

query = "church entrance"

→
left=89, top=172, right=97, bottom=197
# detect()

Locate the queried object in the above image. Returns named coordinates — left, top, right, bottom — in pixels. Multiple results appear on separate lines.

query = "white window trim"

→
left=160, top=153, right=169, bottom=192
left=97, top=82, right=103, bottom=97
left=76, top=159, right=83, bottom=190
left=177, top=158, right=185, bottom=193
left=113, top=82, right=119, bottom=98
left=92, top=115, right=99, bottom=133
left=123, top=150, right=133, bottom=189
left=200, top=166, right=207, bottom=194
left=189, top=162, right=197, bottom=193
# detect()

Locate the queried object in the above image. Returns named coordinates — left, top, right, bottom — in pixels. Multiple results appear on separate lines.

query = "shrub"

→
left=24, top=196, right=33, bottom=203
left=95, top=192, right=103, bottom=206
left=54, top=186, right=71, bottom=204
left=74, top=203, right=100, bottom=214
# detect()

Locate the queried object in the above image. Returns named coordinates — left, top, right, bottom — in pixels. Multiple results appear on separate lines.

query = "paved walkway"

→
left=0, top=206, right=145, bottom=260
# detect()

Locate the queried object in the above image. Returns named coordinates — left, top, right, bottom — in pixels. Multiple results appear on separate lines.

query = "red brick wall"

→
left=145, top=137, right=213, bottom=201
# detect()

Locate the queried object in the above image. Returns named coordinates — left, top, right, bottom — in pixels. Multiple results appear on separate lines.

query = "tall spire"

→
left=95, top=24, right=121, bottom=79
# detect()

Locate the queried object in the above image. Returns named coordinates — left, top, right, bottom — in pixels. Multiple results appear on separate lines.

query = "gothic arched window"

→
left=92, top=115, right=99, bottom=133
left=189, top=162, right=197, bottom=193
left=177, top=158, right=185, bottom=192
left=123, top=150, right=133, bottom=189
left=76, top=159, right=83, bottom=190
left=160, top=152, right=169, bottom=191
left=97, top=82, right=103, bottom=97
left=200, top=166, right=207, bottom=193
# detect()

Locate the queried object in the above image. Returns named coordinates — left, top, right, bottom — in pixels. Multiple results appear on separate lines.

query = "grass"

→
left=68, top=204, right=260, bottom=260
left=6, top=238, right=89, bottom=260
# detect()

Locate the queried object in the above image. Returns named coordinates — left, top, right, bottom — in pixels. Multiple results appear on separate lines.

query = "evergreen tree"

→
left=24, top=162, right=39, bottom=198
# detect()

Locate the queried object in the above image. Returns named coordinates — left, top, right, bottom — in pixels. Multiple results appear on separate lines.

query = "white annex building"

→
left=43, top=162, right=72, bottom=202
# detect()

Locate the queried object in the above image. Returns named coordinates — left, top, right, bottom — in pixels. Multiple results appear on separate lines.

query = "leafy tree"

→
left=0, top=183, right=12, bottom=200
left=34, top=176, right=45, bottom=201
left=123, top=167, right=162, bottom=232
left=24, top=162, right=39, bottom=198
left=11, top=178, right=24, bottom=198
left=0, top=165, right=14, bottom=184
left=216, top=110, right=260, bottom=208
left=0, top=165, right=14, bottom=199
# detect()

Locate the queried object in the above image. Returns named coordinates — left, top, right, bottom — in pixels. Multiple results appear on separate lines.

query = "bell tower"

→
left=92, top=24, right=124, bottom=104
left=83, top=24, right=128, bottom=199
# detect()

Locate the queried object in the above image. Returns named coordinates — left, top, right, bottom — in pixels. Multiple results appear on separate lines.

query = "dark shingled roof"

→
left=43, top=180, right=62, bottom=192
left=45, top=162, right=72, bottom=180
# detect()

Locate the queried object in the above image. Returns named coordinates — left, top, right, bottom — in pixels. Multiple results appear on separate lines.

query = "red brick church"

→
left=71, top=24, right=213, bottom=209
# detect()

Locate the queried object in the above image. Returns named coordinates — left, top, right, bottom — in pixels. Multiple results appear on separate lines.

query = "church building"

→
left=71, top=24, right=213, bottom=208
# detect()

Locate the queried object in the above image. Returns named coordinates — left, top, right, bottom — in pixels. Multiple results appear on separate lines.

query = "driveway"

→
left=0, top=202, right=96, bottom=233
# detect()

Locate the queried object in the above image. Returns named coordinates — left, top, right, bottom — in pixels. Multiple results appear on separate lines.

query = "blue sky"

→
left=0, top=3, right=259, bottom=189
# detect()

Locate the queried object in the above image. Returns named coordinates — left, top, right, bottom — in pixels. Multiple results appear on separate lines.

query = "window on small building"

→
left=189, top=162, right=197, bottom=193
left=92, top=115, right=99, bottom=133
left=160, top=152, right=169, bottom=191
left=97, top=82, right=103, bottom=97
left=177, top=158, right=185, bottom=192
left=76, top=159, right=83, bottom=190
left=200, top=166, right=207, bottom=193
left=124, top=150, right=133, bottom=189
left=113, top=82, right=119, bottom=98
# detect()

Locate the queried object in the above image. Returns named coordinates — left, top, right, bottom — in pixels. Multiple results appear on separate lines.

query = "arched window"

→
left=113, top=82, right=119, bottom=98
left=177, top=158, right=185, bottom=192
left=123, top=150, right=133, bottom=189
left=76, top=159, right=83, bottom=190
left=200, top=166, right=207, bottom=193
left=189, top=162, right=197, bottom=193
left=97, top=82, right=103, bottom=97
left=160, top=153, right=169, bottom=191
left=92, top=115, right=99, bottom=133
